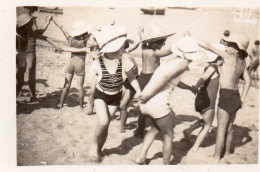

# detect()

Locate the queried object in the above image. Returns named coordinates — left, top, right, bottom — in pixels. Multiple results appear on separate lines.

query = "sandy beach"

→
left=15, top=6, right=259, bottom=166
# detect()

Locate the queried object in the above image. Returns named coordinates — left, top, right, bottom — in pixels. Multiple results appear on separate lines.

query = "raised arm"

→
left=34, top=34, right=62, bottom=52
left=128, top=27, right=144, bottom=53
left=140, top=60, right=188, bottom=102
left=198, top=40, right=231, bottom=60
left=33, top=16, right=53, bottom=35
left=154, top=47, right=172, bottom=58
left=51, top=18, right=73, bottom=43
left=240, top=67, right=251, bottom=106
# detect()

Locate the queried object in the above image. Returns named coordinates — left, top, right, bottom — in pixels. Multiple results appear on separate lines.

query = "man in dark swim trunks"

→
left=198, top=32, right=251, bottom=163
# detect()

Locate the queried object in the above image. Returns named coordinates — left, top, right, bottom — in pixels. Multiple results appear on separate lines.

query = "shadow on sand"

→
left=16, top=83, right=91, bottom=115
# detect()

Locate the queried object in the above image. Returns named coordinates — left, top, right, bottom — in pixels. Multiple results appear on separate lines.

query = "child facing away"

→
left=134, top=24, right=175, bottom=138
left=183, top=43, right=225, bottom=152
left=136, top=36, right=202, bottom=165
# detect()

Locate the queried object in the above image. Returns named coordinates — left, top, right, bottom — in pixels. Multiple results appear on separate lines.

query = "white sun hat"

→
left=171, top=37, right=202, bottom=61
left=17, top=13, right=36, bottom=28
left=70, top=20, right=93, bottom=37
left=141, top=24, right=175, bottom=43
left=99, top=25, right=134, bottom=53
left=206, top=43, right=225, bottom=62
left=222, top=32, right=249, bottom=55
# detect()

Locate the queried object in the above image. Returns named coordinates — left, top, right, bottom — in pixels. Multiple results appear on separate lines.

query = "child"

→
left=248, top=40, right=259, bottom=87
left=20, top=6, right=53, bottom=101
left=52, top=18, right=93, bottom=109
left=119, top=27, right=143, bottom=132
left=198, top=32, right=251, bottom=162
left=88, top=25, right=141, bottom=162
left=135, top=24, right=175, bottom=138
left=183, top=43, right=225, bottom=152
left=16, top=13, right=61, bottom=100
left=135, top=36, right=202, bottom=165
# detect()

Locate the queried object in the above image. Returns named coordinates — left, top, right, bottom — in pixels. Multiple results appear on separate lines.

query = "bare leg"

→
left=224, top=112, right=237, bottom=156
left=16, top=53, right=26, bottom=97
left=156, top=112, right=175, bottom=164
left=58, top=73, right=74, bottom=108
left=89, top=99, right=110, bottom=162
left=183, top=119, right=203, bottom=139
left=191, top=109, right=214, bottom=150
left=119, top=88, right=134, bottom=132
left=85, top=77, right=97, bottom=115
left=89, top=100, right=118, bottom=162
left=214, top=108, right=230, bottom=162
left=26, top=52, right=37, bottom=100
left=76, top=75, right=85, bottom=108
left=135, top=120, right=159, bottom=164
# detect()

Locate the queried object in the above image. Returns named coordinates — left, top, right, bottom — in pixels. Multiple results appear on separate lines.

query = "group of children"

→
left=16, top=6, right=257, bottom=164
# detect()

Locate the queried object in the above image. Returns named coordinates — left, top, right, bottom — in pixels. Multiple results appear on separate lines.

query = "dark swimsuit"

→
left=195, top=64, right=220, bottom=113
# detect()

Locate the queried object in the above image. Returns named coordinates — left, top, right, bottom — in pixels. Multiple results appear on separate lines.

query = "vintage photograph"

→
left=15, top=2, right=259, bottom=167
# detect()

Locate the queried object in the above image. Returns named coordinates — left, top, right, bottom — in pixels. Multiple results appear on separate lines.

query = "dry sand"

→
left=16, top=40, right=258, bottom=165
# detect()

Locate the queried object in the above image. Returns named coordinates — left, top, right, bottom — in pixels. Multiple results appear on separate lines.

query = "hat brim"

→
left=141, top=33, right=175, bottom=44
left=171, top=42, right=202, bottom=61
left=17, top=14, right=36, bottom=28
left=99, top=37, right=133, bottom=53
left=70, top=25, right=93, bottom=37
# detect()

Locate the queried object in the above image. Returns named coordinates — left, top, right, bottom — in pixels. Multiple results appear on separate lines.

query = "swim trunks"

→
left=195, top=77, right=219, bottom=113
left=218, top=88, right=242, bottom=114
left=93, top=87, right=122, bottom=106
left=64, top=56, right=85, bottom=76
left=138, top=72, right=153, bottom=91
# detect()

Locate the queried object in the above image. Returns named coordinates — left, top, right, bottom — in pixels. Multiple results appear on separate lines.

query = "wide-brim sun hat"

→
left=171, top=37, right=202, bottom=61
left=98, top=25, right=134, bottom=53
left=222, top=32, right=249, bottom=54
left=70, top=20, right=93, bottom=37
left=206, top=43, right=225, bottom=62
left=17, top=13, right=36, bottom=28
left=141, top=24, right=175, bottom=44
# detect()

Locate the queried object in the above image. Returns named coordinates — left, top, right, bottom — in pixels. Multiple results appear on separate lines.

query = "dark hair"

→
left=255, top=40, right=260, bottom=45
left=74, top=32, right=89, bottom=41
left=24, top=6, right=38, bottom=12
left=223, top=30, right=230, bottom=37
left=124, top=41, right=130, bottom=49
left=154, top=38, right=166, bottom=45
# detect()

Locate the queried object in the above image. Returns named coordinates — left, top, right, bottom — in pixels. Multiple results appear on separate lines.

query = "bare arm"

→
left=154, top=47, right=172, bottom=58
left=191, top=66, right=216, bottom=94
left=33, top=16, right=53, bottom=35
left=51, top=18, right=73, bottom=43
left=198, top=40, right=231, bottom=60
left=128, top=27, right=143, bottom=53
left=240, top=68, right=251, bottom=106
left=34, top=34, right=62, bottom=52
left=140, top=60, right=188, bottom=102
left=61, top=46, right=88, bottom=53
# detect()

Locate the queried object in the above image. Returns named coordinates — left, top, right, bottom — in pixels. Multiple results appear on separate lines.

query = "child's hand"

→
left=138, top=27, right=144, bottom=34
left=54, top=46, right=63, bottom=53
left=191, top=85, right=198, bottom=95
left=46, top=16, right=53, bottom=23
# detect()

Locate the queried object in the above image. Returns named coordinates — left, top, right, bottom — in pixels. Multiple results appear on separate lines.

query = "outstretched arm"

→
left=60, top=46, right=88, bottom=53
left=51, top=18, right=73, bottom=43
left=154, top=47, right=172, bottom=58
left=128, top=27, right=144, bottom=53
left=240, top=67, right=251, bottom=106
left=198, top=40, right=231, bottom=60
left=34, top=34, right=62, bottom=52
left=191, top=66, right=216, bottom=94
left=140, top=60, right=188, bottom=102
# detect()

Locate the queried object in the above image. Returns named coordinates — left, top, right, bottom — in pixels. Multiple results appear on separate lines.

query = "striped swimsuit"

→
left=94, top=57, right=123, bottom=106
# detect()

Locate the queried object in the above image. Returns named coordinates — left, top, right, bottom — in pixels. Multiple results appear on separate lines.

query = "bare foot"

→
left=135, top=156, right=146, bottom=165
left=57, top=104, right=63, bottom=109
left=84, top=106, right=93, bottom=115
